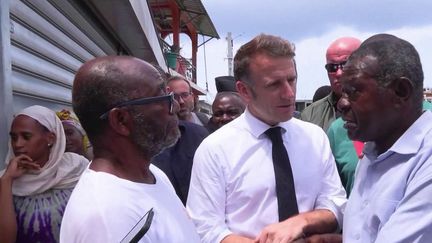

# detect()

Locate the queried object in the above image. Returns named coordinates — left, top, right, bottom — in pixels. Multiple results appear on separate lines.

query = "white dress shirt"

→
left=187, top=109, right=346, bottom=243
left=343, top=111, right=432, bottom=243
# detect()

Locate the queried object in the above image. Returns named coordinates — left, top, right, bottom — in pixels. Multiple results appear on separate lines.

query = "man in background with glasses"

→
left=301, top=37, right=361, bottom=132
left=152, top=69, right=209, bottom=206
left=167, top=76, right=209, bottom=126
left=60, top=56, right=200, bottom=242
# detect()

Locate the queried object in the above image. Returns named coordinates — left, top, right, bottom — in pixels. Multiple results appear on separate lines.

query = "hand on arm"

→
left=255, top=209, right=338, bottom=243
left=0, top=155, right=39, bottom=243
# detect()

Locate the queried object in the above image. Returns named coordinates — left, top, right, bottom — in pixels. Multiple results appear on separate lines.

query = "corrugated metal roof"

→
left=175, top=0, right=219, bottom=38
left=149, top=0, right=219, bottom=39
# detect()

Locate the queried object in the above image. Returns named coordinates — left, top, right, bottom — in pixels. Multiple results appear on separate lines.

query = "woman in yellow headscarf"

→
left=56, top=109, right=93, bottom=160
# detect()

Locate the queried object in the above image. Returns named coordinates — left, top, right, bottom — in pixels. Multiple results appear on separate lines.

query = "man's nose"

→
left=177, top=96, right=186, bottom=104
left=335, top=67, right=344, bottom=76
left=281, top=82, right=295, bottom=99
left=221, top=113, right=231, bottom=121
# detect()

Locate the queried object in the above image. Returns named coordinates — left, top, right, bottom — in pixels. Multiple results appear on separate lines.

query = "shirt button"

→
left=355, top=234, right=360, bottom=240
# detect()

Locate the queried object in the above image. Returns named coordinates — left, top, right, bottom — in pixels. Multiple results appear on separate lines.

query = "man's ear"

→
left=236, top=80, right=252, bottom=104
left=107, top=108, right=132, bottom=136
left=166, top=86, right=172, bottom=93
left=391, top=77, right=414, bottom=104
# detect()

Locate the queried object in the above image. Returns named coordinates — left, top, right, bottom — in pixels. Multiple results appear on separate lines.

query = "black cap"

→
left=215, top=76, right=237, bottom=92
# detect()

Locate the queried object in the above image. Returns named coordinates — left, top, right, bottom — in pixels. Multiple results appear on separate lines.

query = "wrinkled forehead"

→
left=167, top=78, right=190, bottom=90
left=341, top=56, right=379, bottom=83
left=123, top=71, right=167, bottom=100
left=326, top=54, right=351, bottom=63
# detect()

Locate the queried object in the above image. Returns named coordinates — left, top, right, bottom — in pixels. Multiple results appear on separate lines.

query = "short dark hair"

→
left=213, top=91, right=245, bottom=110
left=234, top=34, right=296, bottom=84
left=349, top=34, right=423, bottom=104
left=312, top=85, right=332, bottom=102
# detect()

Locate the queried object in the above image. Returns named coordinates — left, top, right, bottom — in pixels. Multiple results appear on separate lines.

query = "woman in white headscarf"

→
left=0, top=105, right=88, bottom=243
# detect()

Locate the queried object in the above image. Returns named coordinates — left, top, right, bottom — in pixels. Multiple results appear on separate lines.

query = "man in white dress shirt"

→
left=186, top=34, right=347, bottom=243
left=338, top=34, right=432, bottom=242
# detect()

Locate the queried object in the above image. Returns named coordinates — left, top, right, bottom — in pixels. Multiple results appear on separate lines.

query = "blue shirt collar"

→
left=364, top=111, right=432, bottom=163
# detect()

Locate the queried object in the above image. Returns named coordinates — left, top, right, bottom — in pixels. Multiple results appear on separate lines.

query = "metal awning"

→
left=175, top=0, right=219, bottom=38
left=149, top=0, right=219, bottom=39
left=83, top=0, right=166, bottom=68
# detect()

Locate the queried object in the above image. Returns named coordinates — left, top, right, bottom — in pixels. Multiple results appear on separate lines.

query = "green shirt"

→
left=301, top=92, right=339, bottom=132
left=327, top=117, right=358, bottom=196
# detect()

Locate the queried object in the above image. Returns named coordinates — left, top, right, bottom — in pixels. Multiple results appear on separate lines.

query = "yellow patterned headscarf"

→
left=56, top=109, right=90, bottom=152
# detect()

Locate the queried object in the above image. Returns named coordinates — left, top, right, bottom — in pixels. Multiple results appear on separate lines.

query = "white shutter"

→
left=0, top=0, right=163, bottom=167
left=9, top=0, right=117, bottom=111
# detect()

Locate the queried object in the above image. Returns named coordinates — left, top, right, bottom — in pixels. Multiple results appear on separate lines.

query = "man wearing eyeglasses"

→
left=167, top=76, right=209, bottom=126
left=301, top=37, right=361, bottom=132
left=151, top=67, right=209, bottom=206
left=60, top=56, right=200, bottom=242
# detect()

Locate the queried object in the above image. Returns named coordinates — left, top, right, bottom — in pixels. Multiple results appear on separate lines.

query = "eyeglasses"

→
left=325, top=61, right=347, bottom=73
left=99, top=92, right=175, bottom=119
left=173, top=92, right=192, bottom=102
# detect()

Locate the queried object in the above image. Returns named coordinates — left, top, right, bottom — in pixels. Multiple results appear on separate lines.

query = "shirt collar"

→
left=364, top=111, right=432, bottom=162
left=389, top=110, right=432, bottom=154
left=243, top=107, right=290, bottom=139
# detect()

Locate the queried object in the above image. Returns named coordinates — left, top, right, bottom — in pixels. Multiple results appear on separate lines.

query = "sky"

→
left=177, top=0, right=432, bottom=101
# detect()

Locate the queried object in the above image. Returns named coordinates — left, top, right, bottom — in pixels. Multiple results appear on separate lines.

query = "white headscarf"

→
left=0, top=105, right=88, bottom=196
